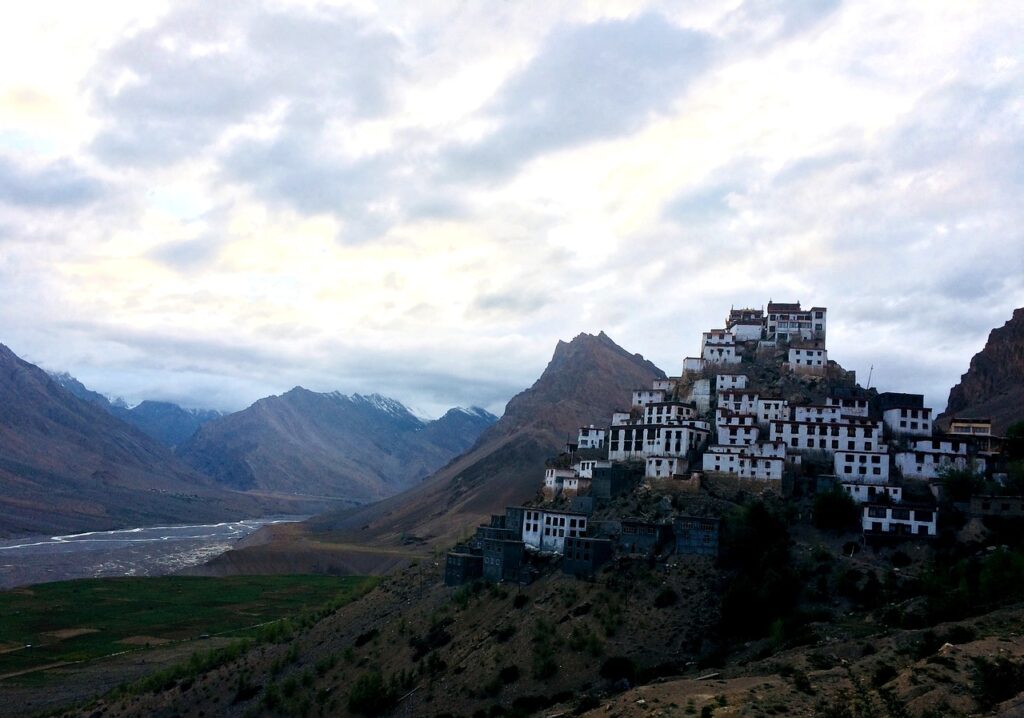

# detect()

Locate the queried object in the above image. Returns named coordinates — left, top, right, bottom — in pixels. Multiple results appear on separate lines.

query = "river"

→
left=0, top=517, right=306, bottom=589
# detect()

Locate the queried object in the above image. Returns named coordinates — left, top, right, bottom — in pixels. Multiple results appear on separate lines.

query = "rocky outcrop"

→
left=941, top=308, right=1024, bottom=435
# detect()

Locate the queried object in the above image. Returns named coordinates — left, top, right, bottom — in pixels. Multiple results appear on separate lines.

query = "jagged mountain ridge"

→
left=176, top=388, right=496, bottom=501
left=0, top=344, right=268, bottom=537
left=49, top=372, right=223, bottom=447
left=940, top=307, right=1024, bottom=434
left=297, top=331, right=665, bottom=547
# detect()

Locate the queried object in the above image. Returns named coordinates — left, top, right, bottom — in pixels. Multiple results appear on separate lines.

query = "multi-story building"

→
left=521, top=509, right=588, bottom=553
left=883, top=406, right=933, bottom=437
left=788, top=347, right=828, bottom=372
left=718, top=390, right=759, bottom=415
left=862, top=504, right=936, bottom=537
left=632, top=389, right=666, bottom=408
left=756, top=398, right=790, bottom=423
left=770, top=419, right=883, bottom=454
left=792, top=405, right=843, bottom=423
left=716, top=373, right=748, bottom=392
left=577, top=426, right=606, bottom=449
left=895, top=439, right=984, bottom=480
left=726, top=308, right=765, bottom=341
left=834, top=449, right=890, bottom=483
left=842, top=482, right=903, bottom=504
left=642, top=401, right=698, bottom=425
left=766, top=302, right=827, bottom=342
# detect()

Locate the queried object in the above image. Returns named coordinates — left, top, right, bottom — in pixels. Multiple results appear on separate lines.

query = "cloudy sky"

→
left=1, top=1, right=1022, bottom=417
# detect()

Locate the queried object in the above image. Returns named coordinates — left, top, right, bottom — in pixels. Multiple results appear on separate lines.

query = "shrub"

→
left=872, top=663, right=897, bottom=687
left=348, top=671, right=396, bottom=716
left=813, top=491, right=860, bottom=533
left=498, top=665, right=520, bottom=684
left=654, top=587, right=679, bottom=607
left=600, top=656, right=638, bottom=685
left=973, top=656, right=1024, bottom=710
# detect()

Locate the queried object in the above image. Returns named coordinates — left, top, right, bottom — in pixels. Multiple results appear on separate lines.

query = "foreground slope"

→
left=940, top=307, right=1024, bottom=434
left=197, top=332, right=663, bottom=576
left=0, top=344, right=267, bottom=537
left=177, top=389, right=495, bottom=502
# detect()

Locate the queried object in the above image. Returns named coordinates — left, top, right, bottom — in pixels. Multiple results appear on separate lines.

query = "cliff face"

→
left=941, top=307, right=1024, bottom=434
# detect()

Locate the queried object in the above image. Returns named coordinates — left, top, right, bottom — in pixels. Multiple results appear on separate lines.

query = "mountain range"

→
left=0, top=346, right=495, bottom=536
left=177, top=389, right=495, bottom=501
left=50, top=372, right=223, bottom=447
left=0, top=344, right=268, bottom=537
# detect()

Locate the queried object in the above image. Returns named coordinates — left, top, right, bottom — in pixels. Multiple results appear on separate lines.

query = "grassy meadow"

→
left=0, top=575, right=376, bottom=677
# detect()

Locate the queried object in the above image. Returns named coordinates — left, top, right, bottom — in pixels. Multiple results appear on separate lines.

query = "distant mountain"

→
left=0, top=344, right=268, bottom=537
left=176, top=389, right=496, bottom=501
left=940, top=307, right=1024, bottom=435
left=304, top=331, right=664, bottom=546
left=49, top=373, right=222, bottom=447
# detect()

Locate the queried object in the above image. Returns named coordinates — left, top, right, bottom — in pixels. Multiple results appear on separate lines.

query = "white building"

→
left=611, top=412, right=632, bottom=427
left=895, top=439, right=984, bottom=480
left=792, top=405, right=843, bottom=423
left=575, top=459, right=611, bottom=479
left=716, top=423, right=760, bottom=446
left=608, top=424, right=708, bottom=461
left=834, top=449, right=890, bottom=483
left=826, top=396, right=870, bottom=418
left=577, top=426, right=606, bottom=449
left=562, top=476, right=590, bottom=497
left=718, top=390, right=759, bottom=415
left=703, top=344, right=741, bottom=365
left=645, top=456, right=686, bottom=479
left=632, top=389, right=667, bottom=408
left=702, top=446, right=784, bottom=480
left=757, top=398, right=790, bottom=423
left=522, top=509, right=588, bottom=553
left=726, top=308, right=765, bottom=341
left=770, top=419, right=883, bottom=454
left=652, top=378, right=679, bottom=392
left=685, top=378, right=712, bottom=413
left=883, top=407, right=933, bottom=437
left=655, top=424, right=709, bottom=457
left=766, top=302, right=827, bottom=342
left=716, top=373, right=748, bottom=392
left=843, top=482, right=903, bottom=504
left=544, top=468, right=577, bottom=496
left=863, top=504, right=936, bottom=537
left=788, top=347, right=827, bottom=372
left=682, top=357, right=706, bottom=373
left=643, top=401, right=698, bottom=425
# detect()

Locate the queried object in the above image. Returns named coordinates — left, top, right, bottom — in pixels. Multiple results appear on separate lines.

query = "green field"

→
left=0, top=575, right=375, bottom=677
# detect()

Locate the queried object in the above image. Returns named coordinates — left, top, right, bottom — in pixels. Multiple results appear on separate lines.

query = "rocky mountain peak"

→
left=941, top=307, right=1024, bottom=434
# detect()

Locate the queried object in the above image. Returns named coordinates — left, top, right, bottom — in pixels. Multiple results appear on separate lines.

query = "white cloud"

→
left=0, top=0, right=1021, bottom=417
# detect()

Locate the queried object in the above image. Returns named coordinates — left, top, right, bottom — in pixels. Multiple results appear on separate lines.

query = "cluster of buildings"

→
left=445, top=301, right=1008, bottom=586
left=444, top=504, right=719, bottom=586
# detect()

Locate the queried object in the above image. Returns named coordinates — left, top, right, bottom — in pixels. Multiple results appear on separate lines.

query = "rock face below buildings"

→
left=941, top=307, right=1024, bottom=435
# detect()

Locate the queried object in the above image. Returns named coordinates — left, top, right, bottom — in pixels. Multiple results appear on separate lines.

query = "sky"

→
left=0, top=1, right=1022, bottom=418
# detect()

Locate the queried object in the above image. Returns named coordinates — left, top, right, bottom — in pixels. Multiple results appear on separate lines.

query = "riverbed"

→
left=0, top=517, right=306, bottom=589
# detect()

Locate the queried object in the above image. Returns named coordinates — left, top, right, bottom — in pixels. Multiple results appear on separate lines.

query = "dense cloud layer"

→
left=0, top=1, right=1021, bottom=416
